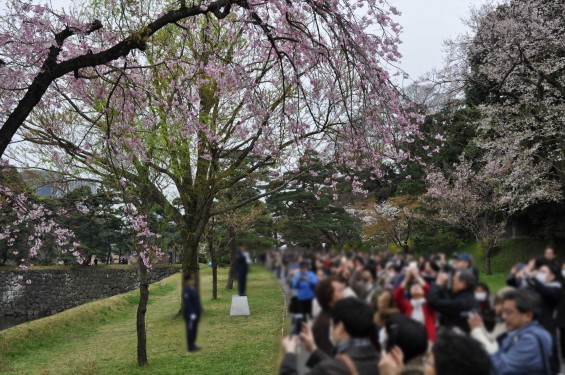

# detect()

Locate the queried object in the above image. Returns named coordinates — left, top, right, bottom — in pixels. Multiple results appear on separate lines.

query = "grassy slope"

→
left=0, top=266, right=286, bottom=375
left=457, top=238, right=550, bottom=293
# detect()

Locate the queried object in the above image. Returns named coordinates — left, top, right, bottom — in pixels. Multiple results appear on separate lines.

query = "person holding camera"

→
left=379, top=330, right=493, bottom=375
left=427, top=269, right=479, bottom=333
left=491, top=289, right=552, bottom=375
left=393, top=265, right=436, bottom=342
left=279, top=297, right=379, bottom=375
left=292, top=261, right=318, bottom=320
left=381, top=315, right=429, bottom=371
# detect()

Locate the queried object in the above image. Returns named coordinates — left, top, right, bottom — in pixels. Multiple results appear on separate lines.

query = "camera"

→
left=441, top=264, right=455, bottom=290
left=291, top=314, right=304, bottom=336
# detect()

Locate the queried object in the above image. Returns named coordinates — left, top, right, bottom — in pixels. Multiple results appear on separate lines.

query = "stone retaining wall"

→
left=0, top=267, right=179, bottom=317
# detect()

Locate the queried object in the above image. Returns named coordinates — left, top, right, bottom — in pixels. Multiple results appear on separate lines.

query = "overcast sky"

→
left=36, top=0, right=493, bottom=80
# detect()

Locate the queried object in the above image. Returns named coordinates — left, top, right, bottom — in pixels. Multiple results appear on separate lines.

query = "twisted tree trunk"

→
left=136, top=259, right=149, bottom=366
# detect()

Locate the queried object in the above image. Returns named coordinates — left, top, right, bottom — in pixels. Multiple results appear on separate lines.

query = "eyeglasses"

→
left=501, top=308, right=517, bottom=316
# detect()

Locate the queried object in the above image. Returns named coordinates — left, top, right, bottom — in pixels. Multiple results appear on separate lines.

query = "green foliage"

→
left=56, top=186, right=132, bottom=262
left=396, top=104, right=482, bottom=197
left=459, top=238, right=559, bottom=274
left=0, top=266, right=284, bottom=375
left=267, top=152, right=361, bottom=248
left=412, top=221, right=469, bottom=254
left=0, top=167, right=34, bottom=264
left=480, top=273, right=507, bottom=294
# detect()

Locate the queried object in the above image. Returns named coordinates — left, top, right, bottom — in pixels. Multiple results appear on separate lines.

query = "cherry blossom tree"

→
left=0, top=164, right=82, bottom=272
left=2, top=1, right=424, bottom=366
left=428, top=0, right=565, bottom=207
left=348, top=195, right=418, bottom=249
left=0, top=0, right=417, bottom=158
left=7, top=0, right=421, bottom=279
left=426, top=152, right=560, bottom=274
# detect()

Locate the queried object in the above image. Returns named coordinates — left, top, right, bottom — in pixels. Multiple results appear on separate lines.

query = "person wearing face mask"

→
left=468, top=286, right=515, bottom=354
left=393, top=266, right=436, bottom=342
left=474, top=282, right=495, bottom=332
left=352, top=266, right=378, bottom=301
left=526, top=263, right=561, bottom=375
left=379, top=263, right=398, bottom=288
left=279, top=297, right=379, bottom=375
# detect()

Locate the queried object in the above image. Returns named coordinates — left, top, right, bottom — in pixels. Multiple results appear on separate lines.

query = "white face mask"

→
left=536, top=272, right=548, bottom=284
left=561, top=270, right=565, bottom=278
left=475, top=292, right=487, bottom=302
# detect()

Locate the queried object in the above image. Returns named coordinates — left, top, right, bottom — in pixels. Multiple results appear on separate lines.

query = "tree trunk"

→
left=212, top=264, right=218, bottom=300
left=182, top=233, right=201, bottom=291
left=226, top=226, right=237, bottom=290
left=207, top=223, right=218, bottom=300
left=484, top=247, right=492, bottom=276
left=136, top=259, right=149, bottom=366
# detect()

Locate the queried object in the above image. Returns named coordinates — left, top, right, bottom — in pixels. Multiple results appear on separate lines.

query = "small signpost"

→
left=230, top=295, right=250, bottom=316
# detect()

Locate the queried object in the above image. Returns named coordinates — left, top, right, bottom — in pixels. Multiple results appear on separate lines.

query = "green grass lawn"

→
left=456, top=238, right=561, bottom=293
left=0, top=265, right=286, bottom=375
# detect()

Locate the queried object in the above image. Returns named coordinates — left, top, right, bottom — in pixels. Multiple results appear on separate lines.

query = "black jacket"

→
left=555, top=284, right=565, bottom=328
left=236, top=251, right=248, bottom=276
left=182, top=285, right=201, bottom=321
left=527, top=277, right=561, bottom=334
left=427, top=284, right=479, bottom=333
left=279, top=342, right=379, bottom=375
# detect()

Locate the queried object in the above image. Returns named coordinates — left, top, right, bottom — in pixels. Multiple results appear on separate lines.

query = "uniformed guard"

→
left=182, top=273, right=201, bottom=352
left=236, top=244, right=250, bottom=296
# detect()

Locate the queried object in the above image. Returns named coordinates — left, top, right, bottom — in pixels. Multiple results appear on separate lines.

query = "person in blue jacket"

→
left=491, top=288, right=553, bottom=375
left=236, top=244, right=250, bottom=296
left=183, top=273, right=201, bottom=352
left=292, top=261, right=318, bottom=319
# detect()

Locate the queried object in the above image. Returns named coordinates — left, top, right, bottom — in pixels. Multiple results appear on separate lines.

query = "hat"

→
left=456, top=253, right=472, bottom=263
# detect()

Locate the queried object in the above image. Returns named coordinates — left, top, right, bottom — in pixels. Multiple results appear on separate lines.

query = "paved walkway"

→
left=276, top=270, right=309, bottom=375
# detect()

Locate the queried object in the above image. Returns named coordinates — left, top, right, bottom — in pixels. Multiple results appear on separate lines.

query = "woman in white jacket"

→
left=468, top=286, right=515, bottom=354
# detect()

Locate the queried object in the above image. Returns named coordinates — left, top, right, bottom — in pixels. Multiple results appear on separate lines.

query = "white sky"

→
left=43, top=0, right=493, bottom=80
left=393, top=0, right=492, bottom=80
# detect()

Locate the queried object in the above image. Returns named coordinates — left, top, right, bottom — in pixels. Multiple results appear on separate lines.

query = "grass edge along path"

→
left=0, top=265, right=286, bottom=375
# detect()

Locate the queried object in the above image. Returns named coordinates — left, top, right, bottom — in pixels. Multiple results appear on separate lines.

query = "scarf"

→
left=410, top=298, right=426, bottom=324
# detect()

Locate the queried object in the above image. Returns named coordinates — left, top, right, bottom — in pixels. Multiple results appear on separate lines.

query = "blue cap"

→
left=456, top=253, right=472, bottom=263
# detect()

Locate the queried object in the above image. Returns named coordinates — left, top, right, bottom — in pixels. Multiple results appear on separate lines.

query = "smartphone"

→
left=292, top=315, right=303, bottom=336
left=409, top=261, right=418, bottom=269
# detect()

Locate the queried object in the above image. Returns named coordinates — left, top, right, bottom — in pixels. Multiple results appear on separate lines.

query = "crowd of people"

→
left=268, top=246, right=565, bottom=375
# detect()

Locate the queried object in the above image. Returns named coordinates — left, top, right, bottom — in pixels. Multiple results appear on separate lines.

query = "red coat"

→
left=393, top=283, right=436, bottom=342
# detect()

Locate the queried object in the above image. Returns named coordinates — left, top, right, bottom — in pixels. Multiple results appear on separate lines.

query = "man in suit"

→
left=236, top=244, right=250, bottom=296
left=183, top=273, right=201, bottom=352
